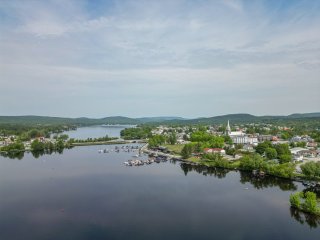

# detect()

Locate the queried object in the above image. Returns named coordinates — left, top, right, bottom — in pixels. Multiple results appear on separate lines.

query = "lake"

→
left=61, top=125, right=135, bottom=139
left=0, top=128, right=319, bottom=240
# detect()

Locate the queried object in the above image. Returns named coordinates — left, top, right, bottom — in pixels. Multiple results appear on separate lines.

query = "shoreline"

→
left=140, top=144, right=320, bottom=183
left=2, top=141, right=319, bottom=183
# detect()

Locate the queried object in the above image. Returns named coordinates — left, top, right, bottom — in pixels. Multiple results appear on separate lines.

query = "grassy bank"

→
left=164, top=144, right=185, bottom=154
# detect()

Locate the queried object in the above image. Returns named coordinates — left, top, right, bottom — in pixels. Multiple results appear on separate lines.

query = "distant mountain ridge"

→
left=0, top=112, right=319, bottom=125
left=167, top=112, right=320, bottom=124
left=137, top=116, right=186, bottom=123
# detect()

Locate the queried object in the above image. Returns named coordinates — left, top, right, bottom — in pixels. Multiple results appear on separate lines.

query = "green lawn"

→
left=187, top=156, right=202, bottom=163
left=164, top=144, right=185, bottom=155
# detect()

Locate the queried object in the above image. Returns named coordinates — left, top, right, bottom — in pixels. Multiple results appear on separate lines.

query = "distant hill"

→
left=162, top=112, right=320, bottom=125
left=99, top=116, right=140, bottom=125
left=0, top=112, right=319, bottom=126
left=0, top=116, right=139, bottom=125
left=287, top=112, right=320, bottom=118
left=137, top=116, right=186, bottom=123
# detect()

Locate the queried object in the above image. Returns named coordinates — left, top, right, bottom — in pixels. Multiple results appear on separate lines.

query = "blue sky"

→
left=0, top=0, right=319, bottom=118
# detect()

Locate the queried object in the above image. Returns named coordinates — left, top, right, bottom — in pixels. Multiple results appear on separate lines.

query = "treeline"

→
left=239, top=154, right=295, bottom=178
left=68, top=135, right=116, bottom=143
left=0, top=141, right=25, bottom=152
left=180, top=131, right=227, bottom=159
left=148, top=133, right=177, bottom=147
left=194, top=152, right=296, bottom=179
left=120, top=127, right=152, bottom=140
left=301, top=162, right=320, bottom=178
left=0, top=139, right=71, bottom=154
left=30, top=139, right=70, bottom=153
left=0, top=124, right=75, bottom=139
left=255, top=141, right=292, bottom=163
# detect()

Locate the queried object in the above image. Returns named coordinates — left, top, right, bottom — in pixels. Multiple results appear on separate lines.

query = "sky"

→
left=0, top=0, right=319, bottom=118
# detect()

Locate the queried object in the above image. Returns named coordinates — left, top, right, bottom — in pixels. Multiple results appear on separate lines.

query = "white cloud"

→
left=0, top=0, right=319, bottom=117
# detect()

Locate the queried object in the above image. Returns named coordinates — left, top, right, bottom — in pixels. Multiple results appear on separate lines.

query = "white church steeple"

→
left=226, top=120, right=231, bottom=135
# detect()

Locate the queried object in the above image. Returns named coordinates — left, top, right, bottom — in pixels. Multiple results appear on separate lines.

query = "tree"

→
left=223, top=135, right=233, bottom=145
left=278, top=154, right=292, bottom=164
left=275, top=144, right=291, bottom=163
left=55, top=140, right=65, bottom=152
left=31, top=139, right=45, bottom=151
left=303, top=192, right=319, bottom=214
left=225, top=147, right=236, bottom=156
left=28, top=129, right=43, bottom=139
left=275, top=143, right=291, bottom=156
left=268, top=163, right=295, bottom=178
left=290, top=192, right=301, bottom=208
left=265, top=147, right=277, bottom=159
left=255, top=141, right=272, bottom=155
left=281, top=131, right=291, bottom=140
left=289, top=191, right=320, bottom=215
left=209, top=136, right=224, bottom=148
left=183, top=134, right=189, bottom=141
left=58, top=134, right=69, bottom=140
left=239, top=154, right=266, bottom=170
left=120, top=127, right=152, bottom=140
left=1, top=141, right=25, bottom=152
left=168, top=133, right=177, bottom=145
left=148, top=135, right=166, bottom=148
left=181, top=144, right=193, bottom=159
left=301, top=162, right=320, bottom=178
left=190, top=131, right=212, bottom=142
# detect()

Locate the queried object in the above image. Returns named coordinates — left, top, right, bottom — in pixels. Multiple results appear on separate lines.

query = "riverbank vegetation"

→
left=30, top=139, right=69, bottom=153
left=290, top=191, right=320, bottom=216
left=255, top=141, right=292, bottom=163
left=199, top=153, right=296, bottom=179
left=0, top=124, right=74, bottom=139
left=120, top=126, right=152, bottom=140
left=68, top=135, right=117, bottom=143
left=301, top=162, right=320, bottom=178
left=0, top=141, right=25, bottom=152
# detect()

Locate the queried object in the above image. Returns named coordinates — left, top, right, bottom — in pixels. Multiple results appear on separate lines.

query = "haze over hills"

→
left=0, top=113, right=319, bottom=126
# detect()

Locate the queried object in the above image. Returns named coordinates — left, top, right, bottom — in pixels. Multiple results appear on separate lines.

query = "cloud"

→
left=0, top=0, right=319, bottom=117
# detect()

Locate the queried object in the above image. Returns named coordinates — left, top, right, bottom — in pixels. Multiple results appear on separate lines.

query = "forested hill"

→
left=0, top=116, right=140, bottom=125
left=0, top=112, right=319, bottom=126
left=163, top=113, right=320, bottom=125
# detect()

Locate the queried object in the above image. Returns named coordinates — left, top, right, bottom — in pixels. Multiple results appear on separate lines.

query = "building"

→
left=226, top=120, right=258, bottom=145
left=203, top=148, right=226, bottom=155
left=257, top=135, right=273, bottom=142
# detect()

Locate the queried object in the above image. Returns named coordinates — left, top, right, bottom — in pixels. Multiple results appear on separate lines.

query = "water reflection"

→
left=180, top=162, right=230, bottom=178
left=0, top=151, right=24, bottom=160
left=0, top=149, right=64, bottom=159
left=303, top=187, right=320, bottom=198
left=290, top=207, right=320, bottom=229
left=239, top=171, right=298, bottom=191
left=1, top=146, right=320, bottom=239
left=31, top=149, right=64, bottom=158
left=179, top=162, right=298, bottom=191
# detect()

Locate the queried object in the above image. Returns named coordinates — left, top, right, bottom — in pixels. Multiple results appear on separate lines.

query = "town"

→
left=2, top=118, right=319, bottom=182
left=121, top=120, right=320, bottom=182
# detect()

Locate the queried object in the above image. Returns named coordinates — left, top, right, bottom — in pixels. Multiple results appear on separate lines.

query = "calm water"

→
left=0, top=126, right=319, bottom=239
left=61, top=125, right=135, bottom=139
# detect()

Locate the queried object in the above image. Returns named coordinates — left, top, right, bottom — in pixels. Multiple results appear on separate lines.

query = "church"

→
left=226, top=120, right=258, bottom=145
